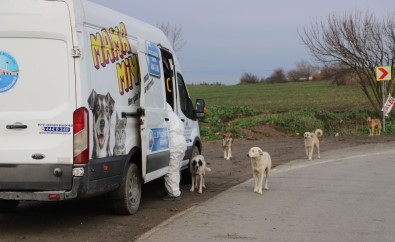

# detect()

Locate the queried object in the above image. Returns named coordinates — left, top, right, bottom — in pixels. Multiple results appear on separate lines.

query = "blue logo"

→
left=147, top=42, right=161, bottom=78
left=148, top=128, right=169, bottom=153
left=0, top=51, right=19, bottom=93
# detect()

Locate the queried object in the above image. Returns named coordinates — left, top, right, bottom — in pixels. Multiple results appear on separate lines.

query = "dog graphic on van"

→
left=113, top=112, right=127, bottom=156
left=88, top=89, right=115, bottom=158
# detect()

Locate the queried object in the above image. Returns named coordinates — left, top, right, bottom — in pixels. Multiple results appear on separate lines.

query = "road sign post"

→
left=376, top=66, right=393, bottom=132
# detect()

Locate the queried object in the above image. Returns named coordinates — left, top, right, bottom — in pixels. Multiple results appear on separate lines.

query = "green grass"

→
left=189, top=81, right=371, bottom=112
left=188, top=81, right=395, bottom=140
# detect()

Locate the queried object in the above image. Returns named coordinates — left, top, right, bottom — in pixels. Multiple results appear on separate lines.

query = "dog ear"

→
left=258, top=148, right=264, bottom=155
left=87, top=89, right=97, bottom=110
left=106, top=92, right=115, bottom=113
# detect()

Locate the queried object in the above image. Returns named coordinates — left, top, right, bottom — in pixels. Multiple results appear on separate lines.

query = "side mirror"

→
left=195, top=99, right=206, bottom=119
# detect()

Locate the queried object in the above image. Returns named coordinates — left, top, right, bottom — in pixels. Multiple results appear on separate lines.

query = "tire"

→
left=0, top=200, right=19, bottom=213
left=111, top=163, right=142, bottom=215
left=181, top=145, right=200, bottom=184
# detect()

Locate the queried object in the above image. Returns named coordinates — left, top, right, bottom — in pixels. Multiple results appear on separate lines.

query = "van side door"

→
left=137, top=40, right=170, bottom=182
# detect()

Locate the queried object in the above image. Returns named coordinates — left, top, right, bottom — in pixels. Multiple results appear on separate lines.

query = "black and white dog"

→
left=190, top=155, right=211, bottom=194
left=88, top=89, right=115, bottom=158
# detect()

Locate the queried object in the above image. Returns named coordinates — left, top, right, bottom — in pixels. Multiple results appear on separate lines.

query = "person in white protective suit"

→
left=162, top=103, right=187, bottom=201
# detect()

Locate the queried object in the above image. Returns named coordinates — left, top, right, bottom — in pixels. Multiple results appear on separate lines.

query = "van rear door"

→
left=0, top=1, right=75, bottom=190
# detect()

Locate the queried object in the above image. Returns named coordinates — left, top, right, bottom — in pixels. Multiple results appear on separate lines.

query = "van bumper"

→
left=0, top=157, right=125, bottom=201
left=0, top=176, right=83, bottom=201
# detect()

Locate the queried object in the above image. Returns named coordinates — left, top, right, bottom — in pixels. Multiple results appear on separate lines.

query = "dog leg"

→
left=264, top=168, right=269, bottom=190
left=253, top=173, right=258, bottom=193
left=305, top=146, right=309, bottom=159
left=198, top=174, right=203, bottom=194
left=202, top=174, right=206, bottom=189
left=229, top=147, right=232, bottom=158
left=316, top=143, right=320, bottom=159
left=308, top=147, right=313, bottom=160
left=225, top=148, right=230, bottom=160
left=223, top=149, right=227, bottom=159
left=257, top=172, right=264, bottom=194
left=190, top=175, right=195, bottom=192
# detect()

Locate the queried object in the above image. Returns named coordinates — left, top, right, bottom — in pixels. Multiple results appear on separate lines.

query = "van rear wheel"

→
left=181, top=145, right=200, bottom=184
left=112, top=163, right=142, bottom=215
left=0, top=200, right=19, bottom=212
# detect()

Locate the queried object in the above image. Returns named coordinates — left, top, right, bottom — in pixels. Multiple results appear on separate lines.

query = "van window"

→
left=162, top=57, right=173, bottom=107
left=177, top=73, right=194, bottom=120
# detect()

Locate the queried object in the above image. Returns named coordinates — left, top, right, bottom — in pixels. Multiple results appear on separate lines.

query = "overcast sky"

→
left=90, top=0, right=393, bottom=85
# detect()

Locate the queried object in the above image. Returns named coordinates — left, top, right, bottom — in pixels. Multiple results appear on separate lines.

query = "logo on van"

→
left=0, top=51, right=19, bottom=93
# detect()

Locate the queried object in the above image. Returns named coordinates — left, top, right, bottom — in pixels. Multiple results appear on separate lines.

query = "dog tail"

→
left=315, top=129, right=323, bottom=137
left=205, top=167, right=211, bottom=172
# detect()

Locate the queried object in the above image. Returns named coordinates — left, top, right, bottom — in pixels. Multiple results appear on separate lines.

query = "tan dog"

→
left=190, top=155, right=211, bottom=194
left=304, top=129, right=323, bottom=161
left=367, top=117, right=382, bottom=136
left=247, top=147, right=271, bottom=194
left=222, top=132, right=234, bottom=160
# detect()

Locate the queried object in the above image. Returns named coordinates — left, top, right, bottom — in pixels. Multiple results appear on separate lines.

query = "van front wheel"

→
left=112, top=163, right=142, bottom=215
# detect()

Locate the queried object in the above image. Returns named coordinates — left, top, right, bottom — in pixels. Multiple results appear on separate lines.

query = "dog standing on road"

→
left=190, top=155, right=211, bottom=194
left=247, top=147, right=271, bottom=194
left=367, top=117, right=382, bottom=136
left=222, top=132, right=234, bottom=160
left=304, top=129, right=323, bottom=161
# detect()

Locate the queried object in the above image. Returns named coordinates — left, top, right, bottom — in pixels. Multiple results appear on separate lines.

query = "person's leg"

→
left=164, top=152, right=182, bottom=199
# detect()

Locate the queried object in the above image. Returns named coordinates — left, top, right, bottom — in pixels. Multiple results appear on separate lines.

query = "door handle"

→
left=6, top=124, right=28, bottom=129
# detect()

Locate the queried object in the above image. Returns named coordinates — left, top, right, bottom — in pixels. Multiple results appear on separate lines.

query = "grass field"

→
left=188, top=81, right=394, bottom=140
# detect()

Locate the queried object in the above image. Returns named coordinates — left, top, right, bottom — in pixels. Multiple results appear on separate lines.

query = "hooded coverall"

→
left=164, top=104, right=187, bottom=197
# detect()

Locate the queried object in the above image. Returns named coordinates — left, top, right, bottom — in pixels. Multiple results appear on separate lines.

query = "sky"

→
left=90, top=0, right=393, bottom=85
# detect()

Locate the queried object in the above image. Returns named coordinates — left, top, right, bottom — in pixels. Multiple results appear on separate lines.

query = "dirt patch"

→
left=237, top=124, right=289, bottom=139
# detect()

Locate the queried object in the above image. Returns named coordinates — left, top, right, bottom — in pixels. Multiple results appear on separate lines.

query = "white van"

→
left=0, top=0, right=206, bottom=214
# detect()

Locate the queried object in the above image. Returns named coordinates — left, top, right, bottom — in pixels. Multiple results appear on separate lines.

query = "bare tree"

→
left=156, top=21, right=187, bottom=53
left=239, top=72, right=264, bottom=84
left=287, top=60, right=319, bottom=81
left=266, top=68, right=287, bottom=83
left=299, top=11, right=395, bottom=115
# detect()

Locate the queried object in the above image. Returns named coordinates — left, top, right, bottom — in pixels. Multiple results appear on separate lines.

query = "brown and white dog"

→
left=222, top=132, right=234, bottom=160
left=304, top=129, right=323, bottom=161
left=367, top=117, right=382, bottom=136
left=247, top=147, right=271, bottom=194
left=190, top=155, right=211, bottom=194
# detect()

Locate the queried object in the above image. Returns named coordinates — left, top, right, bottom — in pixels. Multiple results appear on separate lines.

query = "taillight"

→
left=73, top=107, right=89, bottom=164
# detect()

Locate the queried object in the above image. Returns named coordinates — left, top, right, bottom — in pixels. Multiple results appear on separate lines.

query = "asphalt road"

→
left=137, top=142, right=395, bottom=242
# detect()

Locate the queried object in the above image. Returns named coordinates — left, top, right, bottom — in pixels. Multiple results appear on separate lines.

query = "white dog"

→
left=247, top=147, right=271, bottom=194
left=190, top=155, right=211, bottom=194
left=304, top=129, right=323, bottom=160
